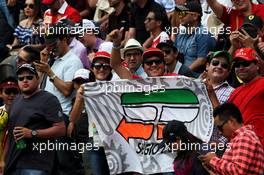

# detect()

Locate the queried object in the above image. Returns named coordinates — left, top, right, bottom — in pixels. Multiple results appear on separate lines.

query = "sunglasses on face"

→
left=217, top=119, right=228, bottom=132
left=144, top=59, right=164, bottom=66
left=233, top=61, right=253, bottom=68
left=161, top=49, right=172, bottom=55
left=18, top=75, right=34, bottom=81
left=92, top=63, right=111, bottom=70
left=211, top=60, right=229, bottom=69
left=23, top=3, right=34, bottom=9
left=3, top=88, right=19, bottom=95
left=125, top=52, right=141, bottom=58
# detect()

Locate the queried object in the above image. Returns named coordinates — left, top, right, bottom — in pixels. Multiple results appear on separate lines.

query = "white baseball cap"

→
left=77, top=19, right=96, bottom=35
left=98, top=42, right=113, bottom=54
left=73, top=69, right=90, bottom=82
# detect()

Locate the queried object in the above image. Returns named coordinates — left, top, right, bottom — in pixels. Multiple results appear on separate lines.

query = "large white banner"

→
left=83, top=76, right=213, bottom=174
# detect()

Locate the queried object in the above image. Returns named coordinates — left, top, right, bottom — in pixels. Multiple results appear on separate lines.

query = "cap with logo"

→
left=242, top=15, right=263, bottom=30
left=233, top=48, right=258, bottom=62
left=16, top=64, right=38, bottom=75
left=121, top=39, right=144, bottom=58
left=175, top=1, right=202, bottom=16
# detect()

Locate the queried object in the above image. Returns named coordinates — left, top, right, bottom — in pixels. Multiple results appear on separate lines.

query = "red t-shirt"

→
left=228, top=77, right=264, bottom=146
left=221, top=4, right=264, bottom=31
left=43, top=4, right=81, bottom=25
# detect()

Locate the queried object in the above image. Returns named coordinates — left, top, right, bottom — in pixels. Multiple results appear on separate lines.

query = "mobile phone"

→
left=238, top=26, right=258, bottom=38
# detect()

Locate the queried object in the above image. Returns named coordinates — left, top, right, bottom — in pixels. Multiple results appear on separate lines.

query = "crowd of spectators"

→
left=0, top=0, right=264, bottom=174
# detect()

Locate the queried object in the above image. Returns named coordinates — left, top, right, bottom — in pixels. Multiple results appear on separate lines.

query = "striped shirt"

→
left=210, top=125, right=264, bottom=175
left=13, top=25, right=33, bottom=45
left=210, top=81, right=234, bottom=156
left=214, top=81, right=234, bottom=104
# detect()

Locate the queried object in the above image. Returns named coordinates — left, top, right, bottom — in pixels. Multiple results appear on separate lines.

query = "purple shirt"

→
left=69, top=37, right=90, bottom=69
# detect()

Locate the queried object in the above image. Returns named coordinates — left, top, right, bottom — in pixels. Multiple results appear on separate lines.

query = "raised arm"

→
left=206, top=0, right=224, bottom=19
left=109, top=28, right=133, bottom=79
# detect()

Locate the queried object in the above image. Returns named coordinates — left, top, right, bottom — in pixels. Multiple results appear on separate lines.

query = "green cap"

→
left=208, top=50, right=232, bottom=63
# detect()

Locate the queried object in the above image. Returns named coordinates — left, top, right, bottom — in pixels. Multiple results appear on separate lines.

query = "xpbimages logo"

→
left=32, top=140, right=100, bottom=153
left=162, top=141, right=231, bottom=154
left=33, top=24, right=100, bottom=38
left=164, top=26, right=231, bottom=37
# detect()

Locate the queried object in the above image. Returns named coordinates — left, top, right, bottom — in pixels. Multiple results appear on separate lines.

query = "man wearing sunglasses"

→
left=201, top=51, right=234, bottom=157
left=110, top=28, right=176, bottom=79
left=3, top=63, right=66, bottom=175
left=0, top=80, right=19, bottom=112
left=174, top=1, right=216, bottom=78
left=200, top=103, right=264, bottom=175
left=227, top=47, right=264, bottom=146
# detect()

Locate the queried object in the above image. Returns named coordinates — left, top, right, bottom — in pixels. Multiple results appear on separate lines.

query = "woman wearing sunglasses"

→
left=6, top=0, right=42, bottom=50
left=68, top=51, right=112, bottom=175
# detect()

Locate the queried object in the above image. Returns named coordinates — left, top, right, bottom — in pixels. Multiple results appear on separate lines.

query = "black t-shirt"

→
left=108, top=5, right=131, bottom=36
left=4, top=90, right=64, bottom=174
left=129, top=0, right=166, bottom=44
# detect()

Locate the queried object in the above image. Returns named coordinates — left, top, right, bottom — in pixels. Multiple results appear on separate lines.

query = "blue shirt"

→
left=174, top=25, right=216, bottom=75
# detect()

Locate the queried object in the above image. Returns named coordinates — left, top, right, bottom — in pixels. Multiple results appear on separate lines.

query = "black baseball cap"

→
left=156, top=40, right=178, bottom=52
left=16, top=64, right=38, bottom=75
left=175, top=1, right=202, bottom=16
left=159, top=120, right=191, bottom=149
left=242, top=15, right=263, bottom=30
left=44, top=22, right=71, bottom=45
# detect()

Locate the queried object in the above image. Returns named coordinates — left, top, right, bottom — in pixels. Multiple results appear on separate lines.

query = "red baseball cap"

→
left=42, top=0, right=55, bottom=5
left=143, top=47, right=164, bottom=61
left=0, top=81, right=19, bottom=89
left=233, top=48, right=258, bottom=62
left=92, top=51, right=111, bottom=63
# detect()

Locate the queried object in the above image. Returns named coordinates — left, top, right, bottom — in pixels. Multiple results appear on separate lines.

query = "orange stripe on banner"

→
left=117, top=118, right=154, bottom=141
left=157, top=124, right=166, bottom=140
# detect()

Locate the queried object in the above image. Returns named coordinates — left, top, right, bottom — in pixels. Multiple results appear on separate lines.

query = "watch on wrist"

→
left=49, top=74, right=56, bottom=82
left=31, top=130, right=38, bottom=137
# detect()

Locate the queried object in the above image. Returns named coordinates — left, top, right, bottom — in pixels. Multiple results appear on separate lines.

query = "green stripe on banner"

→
left=121, top=89, right=198, bottom=105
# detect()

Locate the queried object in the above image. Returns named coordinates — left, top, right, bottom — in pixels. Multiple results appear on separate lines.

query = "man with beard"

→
left=228, top=47, right=264, bottom=146
left=3, top=64, right=65, bottom=175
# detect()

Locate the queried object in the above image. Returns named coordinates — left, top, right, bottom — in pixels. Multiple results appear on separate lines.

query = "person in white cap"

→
left=120, top=38, right=147, bottom=78
left=67, top=68, right=92, bottom=175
